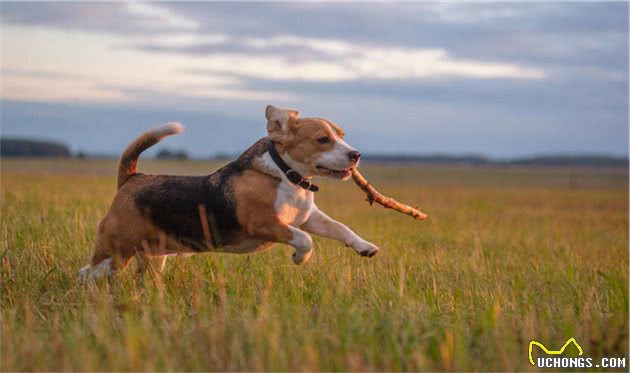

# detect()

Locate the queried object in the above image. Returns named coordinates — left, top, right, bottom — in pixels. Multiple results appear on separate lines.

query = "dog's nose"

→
left=347, top=150, right=361, bottom=162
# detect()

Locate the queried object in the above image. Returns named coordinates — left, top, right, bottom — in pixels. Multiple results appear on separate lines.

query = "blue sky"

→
left=1, top=1, right=628, bottom=158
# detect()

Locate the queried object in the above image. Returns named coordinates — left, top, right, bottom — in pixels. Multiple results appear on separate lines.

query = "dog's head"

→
left=266, top=105, right=360, bottom=180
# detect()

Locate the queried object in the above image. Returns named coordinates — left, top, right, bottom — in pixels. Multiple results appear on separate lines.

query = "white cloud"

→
left=182, top=34, right=544, bottom=81
left=129, top=33, right=545, bottom=81
left=135, top=33, right=228, bottom=48
left=1, top=74, right=128, bottom=103
left=243, top=35, right=355, bottom=56
left=125, top=2, right=199, bottom=30
left=186, top=54, right=360, bottom=82
left=0, top=25, right=293, bottom=103
left=347, top=47, right=544, bottom=79
left=0, top=23, right=544, bottom=105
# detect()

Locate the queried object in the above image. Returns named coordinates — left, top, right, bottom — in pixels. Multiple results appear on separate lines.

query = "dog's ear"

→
left=266, top=105, right=300, bottom=143
left=326, top=121, right=345, bottom=138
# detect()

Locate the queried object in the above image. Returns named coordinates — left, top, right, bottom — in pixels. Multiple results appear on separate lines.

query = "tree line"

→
left=1, top=138, right=71, bottom=157
left=1, top=138, right=627, bottom=167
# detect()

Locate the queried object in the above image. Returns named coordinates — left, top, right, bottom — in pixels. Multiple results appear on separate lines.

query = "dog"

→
left=79, top=105, right=380, bottom=280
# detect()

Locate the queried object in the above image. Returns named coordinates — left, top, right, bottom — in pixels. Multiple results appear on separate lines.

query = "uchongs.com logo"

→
left=529, top=337, right=627, bottom=369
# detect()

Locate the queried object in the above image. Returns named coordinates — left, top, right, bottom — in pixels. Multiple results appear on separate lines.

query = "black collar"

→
left=268, top=141, right=319, bottom=192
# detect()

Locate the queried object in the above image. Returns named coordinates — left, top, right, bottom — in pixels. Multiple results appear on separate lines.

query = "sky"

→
left=0, top=1, right=628, bottom=158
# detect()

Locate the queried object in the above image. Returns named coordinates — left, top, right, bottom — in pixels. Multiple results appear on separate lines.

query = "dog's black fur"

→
left=129, top=138, right=271, bottom=251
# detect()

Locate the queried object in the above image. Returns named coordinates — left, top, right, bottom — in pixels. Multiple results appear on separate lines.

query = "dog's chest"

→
left=274, top=182, right=314, bottom=226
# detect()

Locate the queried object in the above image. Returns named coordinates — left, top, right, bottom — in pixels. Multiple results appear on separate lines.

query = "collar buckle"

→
left=298, top=178, right=312, bottom=190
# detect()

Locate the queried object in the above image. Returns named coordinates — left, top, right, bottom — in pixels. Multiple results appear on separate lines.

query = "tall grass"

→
left=1, top=159, right=627, bottom=371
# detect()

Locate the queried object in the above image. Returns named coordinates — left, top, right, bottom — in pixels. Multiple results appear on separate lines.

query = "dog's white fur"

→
left=260, top=147, right=379, bottom=263
left=79, top=258, right=112, bottom=282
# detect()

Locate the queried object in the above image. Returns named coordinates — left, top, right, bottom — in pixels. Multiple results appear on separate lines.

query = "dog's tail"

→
left=117, top=122, right=184, bottom=189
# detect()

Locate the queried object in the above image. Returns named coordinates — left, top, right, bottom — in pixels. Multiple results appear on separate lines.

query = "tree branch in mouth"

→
left=351, top=168, right=428, bottom=220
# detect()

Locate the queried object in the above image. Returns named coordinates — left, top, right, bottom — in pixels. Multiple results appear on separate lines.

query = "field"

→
left=1, top=158, right=628, bottom=371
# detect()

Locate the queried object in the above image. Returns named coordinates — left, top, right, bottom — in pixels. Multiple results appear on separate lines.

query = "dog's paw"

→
left=292, top=249, right=313, bottom=265
left=354, top=241, right=380, bottom=258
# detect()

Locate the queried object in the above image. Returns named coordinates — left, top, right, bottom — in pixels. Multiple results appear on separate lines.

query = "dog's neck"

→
left=266, top=141, right=319, bottom=192
left=254, top=143, right=319, bottom=192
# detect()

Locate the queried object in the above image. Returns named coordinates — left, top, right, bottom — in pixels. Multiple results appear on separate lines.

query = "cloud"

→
left=0, top=67, right=81, bottom=80
left=125, top=33, right=545, bottom=81
left=2, top=2, right=624, bottom=75
left=422, top=2, right=520, bottom=24
left=0, top=2, right=199, bottom=34
left=125, top=2, right=199, bottom=30
left=1, top=11, right=546, bottom=106
left=239, top=36, right=545, bottom=80
left=0, top=25, right=295, bottom=103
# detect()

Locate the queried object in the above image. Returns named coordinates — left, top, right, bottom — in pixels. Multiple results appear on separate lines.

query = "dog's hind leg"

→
left=135, top=253, right=167, bottom=276
left=79, top=232, right=134, bottom=282
left=79, top=232, right=110, bottom=282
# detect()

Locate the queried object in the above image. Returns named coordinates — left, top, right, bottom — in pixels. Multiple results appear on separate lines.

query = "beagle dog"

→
left=79, top=105, right=379, bottom=280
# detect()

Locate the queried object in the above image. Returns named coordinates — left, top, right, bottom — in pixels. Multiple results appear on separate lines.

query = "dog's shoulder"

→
left=232, top=137, right=271, bottom=170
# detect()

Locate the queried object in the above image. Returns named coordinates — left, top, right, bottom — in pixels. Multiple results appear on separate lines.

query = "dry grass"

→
left=1, top=159, right=628, bottom=371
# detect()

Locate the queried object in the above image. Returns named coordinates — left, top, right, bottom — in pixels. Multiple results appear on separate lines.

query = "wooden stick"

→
left=351, top=168, right=428, bottom=220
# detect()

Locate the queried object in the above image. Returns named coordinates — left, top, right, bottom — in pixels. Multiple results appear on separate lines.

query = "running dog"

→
left=79, top=105, right=379, bottom=280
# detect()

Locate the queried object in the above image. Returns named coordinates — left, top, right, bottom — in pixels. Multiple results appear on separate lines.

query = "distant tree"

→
left=511, top=155, right=629, bottom=167
left=1, top=138, right=71, bottom=157
left=76, top=150, right=87, bottom=159
left=156, top=148, right=189, bottom=160
left=362, top=153, right=490, bottom=165
left=212, top=152, right=234, bottom=160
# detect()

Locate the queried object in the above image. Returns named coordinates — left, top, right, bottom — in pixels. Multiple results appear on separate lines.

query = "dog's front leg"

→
left=301, top=207, right=380, bottom=257
left=286, top=226, right=314, bottom=265
left=247, top=221, right=314, bottom=265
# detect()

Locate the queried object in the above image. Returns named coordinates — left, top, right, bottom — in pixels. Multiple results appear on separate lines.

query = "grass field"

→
left=1, top=158, right=628, bottom=371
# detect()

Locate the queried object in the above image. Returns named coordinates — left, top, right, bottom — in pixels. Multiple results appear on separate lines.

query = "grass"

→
left=1, top=158, right=628, bottom=371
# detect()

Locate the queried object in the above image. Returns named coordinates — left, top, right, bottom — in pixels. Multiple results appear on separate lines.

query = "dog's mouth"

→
left=316, top=165, right=354, bottom=179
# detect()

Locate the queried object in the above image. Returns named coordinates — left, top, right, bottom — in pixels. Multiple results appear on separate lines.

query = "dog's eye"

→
left=317, top=136, right=330, bottom=144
